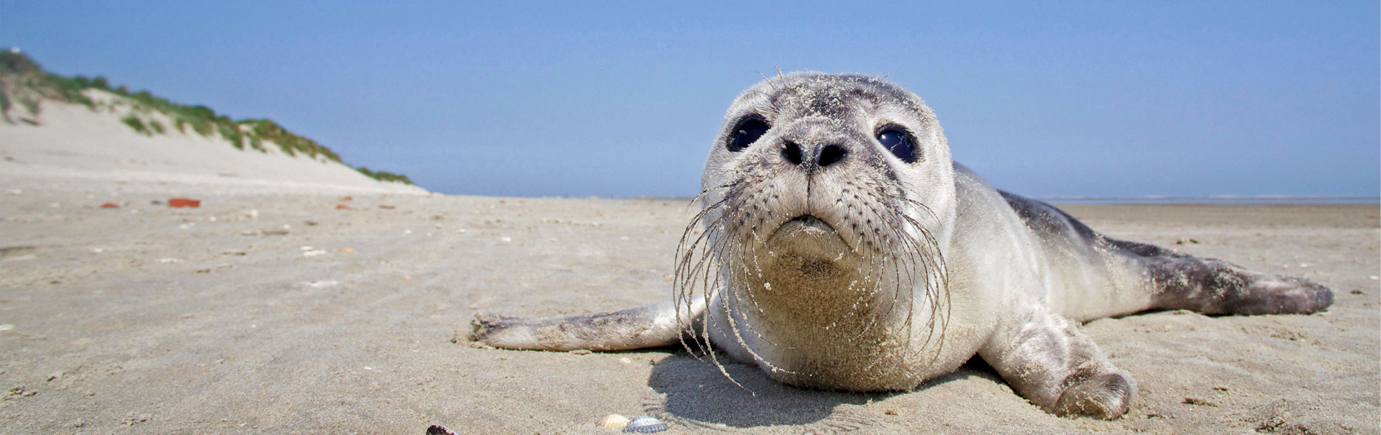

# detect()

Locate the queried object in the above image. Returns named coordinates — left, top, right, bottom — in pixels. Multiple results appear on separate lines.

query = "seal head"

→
left=680, top=73, right=959, bottom=390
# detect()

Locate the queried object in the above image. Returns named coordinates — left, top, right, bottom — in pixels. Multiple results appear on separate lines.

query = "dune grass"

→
left=121, top=114, right=150, bottom=135
left=355, top=166, right=414, bottom=185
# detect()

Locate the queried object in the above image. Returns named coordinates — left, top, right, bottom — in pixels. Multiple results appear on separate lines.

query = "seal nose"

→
left=782, top=141, right=804, bottom=166
left=818, top=145, right=846, bottom=167
left=781, top=141, right=847, bottom=169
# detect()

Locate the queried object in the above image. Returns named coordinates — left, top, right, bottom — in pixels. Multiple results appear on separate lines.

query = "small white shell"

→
left=598, top=414, right=630, bottom=430
left=623, top=416, right=668, bottom=433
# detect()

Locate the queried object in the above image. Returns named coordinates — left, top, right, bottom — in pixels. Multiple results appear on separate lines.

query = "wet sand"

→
left=0, top=181, right=1376, bottom=434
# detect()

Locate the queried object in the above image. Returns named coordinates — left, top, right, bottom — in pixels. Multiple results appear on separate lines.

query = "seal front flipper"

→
left=470, top=299, right=705, bottom=352
left=978, top=305, right=1136, bottom=420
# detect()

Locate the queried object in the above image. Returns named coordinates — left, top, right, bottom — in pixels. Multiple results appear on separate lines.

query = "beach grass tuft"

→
left=121, top=114, right=150, bottom=135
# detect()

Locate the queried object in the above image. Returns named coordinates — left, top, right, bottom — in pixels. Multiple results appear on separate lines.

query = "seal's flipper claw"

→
left=1053, top=371, right=1136, bottom=420
left=468, top=312, right=508, bottom=343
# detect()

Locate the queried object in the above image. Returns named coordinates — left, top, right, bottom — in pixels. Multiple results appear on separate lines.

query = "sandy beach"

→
left=0, top=175, right=1375, bottom=434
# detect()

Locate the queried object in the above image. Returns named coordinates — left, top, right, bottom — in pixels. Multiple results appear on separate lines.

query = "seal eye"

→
left=877, top=128, right=918, bottom=163
left=727, top=118, right=769, bottom=152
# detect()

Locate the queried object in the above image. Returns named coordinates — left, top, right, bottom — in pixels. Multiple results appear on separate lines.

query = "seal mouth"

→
left=779, top=215, right=834, bottom=232
left=766, top=215, right=851, bottom=260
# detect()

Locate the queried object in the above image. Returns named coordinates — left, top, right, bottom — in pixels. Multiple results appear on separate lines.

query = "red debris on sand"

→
left=336, top=204, right=351, bottom=210
left=379, top=205, right=395, bottom=210
left=341, top=196, right=353, bottom=201
left=99, top=202, right=120, bottom=208
left=169, top=198, right=200, bottom=208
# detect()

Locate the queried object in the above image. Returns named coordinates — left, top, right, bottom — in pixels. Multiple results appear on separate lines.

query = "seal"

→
left=470, top=73, right=1333, bottom=419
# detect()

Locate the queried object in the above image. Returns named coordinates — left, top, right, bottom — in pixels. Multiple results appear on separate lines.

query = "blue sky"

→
left=3, top=1, right=1377, bottom=198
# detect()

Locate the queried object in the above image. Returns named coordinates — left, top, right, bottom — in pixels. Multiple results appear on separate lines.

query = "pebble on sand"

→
left=425, top=425, right=459, bottom=435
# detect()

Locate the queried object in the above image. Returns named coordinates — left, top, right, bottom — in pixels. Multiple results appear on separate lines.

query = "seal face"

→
left=470, top=73, right=1334, bottom=420
left=682, top=74, right=956, bottom=391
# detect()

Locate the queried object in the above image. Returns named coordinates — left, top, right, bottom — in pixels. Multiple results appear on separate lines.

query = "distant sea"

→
left=1038, top=196, right=1380, bottom=205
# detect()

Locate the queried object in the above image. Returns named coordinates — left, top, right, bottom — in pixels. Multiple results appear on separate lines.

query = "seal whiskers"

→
left=685, top=156, right=952, bottom=389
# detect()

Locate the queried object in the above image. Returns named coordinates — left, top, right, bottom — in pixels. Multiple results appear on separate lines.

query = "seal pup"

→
left=470, top=73, right=1333, bottom=419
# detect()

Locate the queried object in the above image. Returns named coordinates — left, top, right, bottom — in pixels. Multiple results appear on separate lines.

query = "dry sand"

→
left=0, top=177, right=1376, bottom=434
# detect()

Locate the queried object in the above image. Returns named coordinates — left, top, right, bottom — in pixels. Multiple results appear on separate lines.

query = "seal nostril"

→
left=818, top=145, right=846, bottom=167
left=783, top=141, right=803, bottom=166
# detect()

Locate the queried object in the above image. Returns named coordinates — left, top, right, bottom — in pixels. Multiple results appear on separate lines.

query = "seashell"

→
left=623, top=416, right=668, bottom=433
left=598, top=414, right=630, bottom=430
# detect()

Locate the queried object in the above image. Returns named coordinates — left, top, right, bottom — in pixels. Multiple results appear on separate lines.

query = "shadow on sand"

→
left=645, top=352, right=1003, bottom=430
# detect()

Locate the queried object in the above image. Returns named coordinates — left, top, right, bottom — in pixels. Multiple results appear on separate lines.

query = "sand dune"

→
left=0, top=93, right=425, bottom=196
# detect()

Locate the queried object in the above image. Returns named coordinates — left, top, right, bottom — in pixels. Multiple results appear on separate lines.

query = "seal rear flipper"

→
left=995, top=190, right=1333, bottom=317
left=1133, top=245, right=1335, bottom=315
left=470, top=300, right=705, bottom=352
